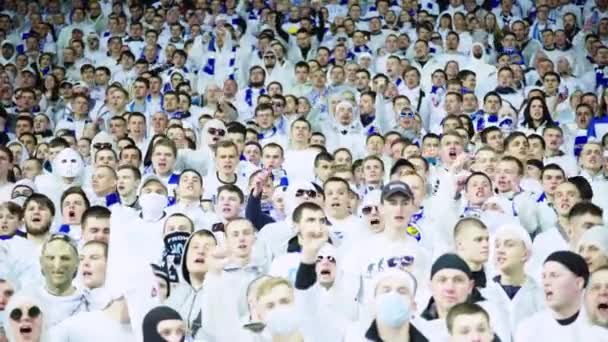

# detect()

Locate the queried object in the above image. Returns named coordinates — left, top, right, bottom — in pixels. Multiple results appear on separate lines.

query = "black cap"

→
left=381, top=181, right=414, bottom=203
left=545, top=251, right=590, bottom=286
left=431, top=254, right=472, bottom=280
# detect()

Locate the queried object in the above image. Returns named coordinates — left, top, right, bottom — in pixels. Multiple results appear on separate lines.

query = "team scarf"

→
left=475, top=113, right=500, bottom=132
left=352, top=45, right=372, bottom=54
left=201, top=37, right=237, bottom=79
left=595, top=65, right=608, bottom=90
left=257, top=126, right=278, bottom=140
left=245, top=87, right=266, bottom=107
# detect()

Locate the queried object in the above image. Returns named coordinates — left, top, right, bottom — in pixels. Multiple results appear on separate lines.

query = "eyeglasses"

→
left=10, top=306, right=41, bottom=321
left=93, top=142, right=112, bottom=150
left=400, top=111, right=415, bottom=118
left=361, top=205, right=379, bottom=215
left=316, top=255, right=336, bottom=264
left=387, top=256, right=415, bottom=268
left=208, top=128, right=226, bottom=136
left=295, top=189, right=317, bottom=198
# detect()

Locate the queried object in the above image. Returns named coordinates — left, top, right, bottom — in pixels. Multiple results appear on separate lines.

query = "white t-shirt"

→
left=51, top=311, right=134, bottom=342
left=202, top=172, right=248, bottom=202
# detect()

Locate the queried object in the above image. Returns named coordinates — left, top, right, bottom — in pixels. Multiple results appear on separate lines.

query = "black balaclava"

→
left=142, top=306, right=184, bottom=342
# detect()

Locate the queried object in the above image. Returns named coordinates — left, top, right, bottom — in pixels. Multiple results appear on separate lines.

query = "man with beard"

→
left=585, top=266, right=608, bottom=329
left=511, top=21, right=541, bottom=66
left=23, top=194, right=55, bottom=251
left=236, top=66, right=267, bottom=121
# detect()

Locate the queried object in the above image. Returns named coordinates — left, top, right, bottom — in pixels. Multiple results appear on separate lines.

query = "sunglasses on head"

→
left=361, top=205, right=379, bottom=215
left=93, top=142, right=112, bottom=150
left=10, top=306, right=41, bottom=321
left=400, top=111, right=415, bottom=118
left=208, top=128, right=226, bottom=136
left=295, top=189, right=317, bottom=198
left=387, top=255, right=415, bottom=268
left=316, top=255, right=336, bottom=264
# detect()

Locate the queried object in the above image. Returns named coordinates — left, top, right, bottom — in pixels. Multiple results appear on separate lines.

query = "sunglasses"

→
left=400, top=111, right=415, bottom=118
left=93, top=142, right=112, bottom=150
left=295, top=189, right=317, bottom=198
left=263, top=55, right=276, bottom=59
left=316, top=255, right=337, bottom=264
left=387, top=255, right=415, bottom=268
left=208, top=128, right=226, bottom=136
left=12, top=190, right=33, bottom=198
left=10, top=306, right=41, bottom=321
left=361, top=205, right=379, bottom=215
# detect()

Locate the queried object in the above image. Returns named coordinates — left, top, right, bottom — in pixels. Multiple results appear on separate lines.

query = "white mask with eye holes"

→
left=53, top=148, right=84, bottom=178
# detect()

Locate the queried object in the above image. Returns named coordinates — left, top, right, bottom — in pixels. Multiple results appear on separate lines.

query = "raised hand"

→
left=207, top=246, right=230, bottom=275
left=300, top=225, right=329, bottom=264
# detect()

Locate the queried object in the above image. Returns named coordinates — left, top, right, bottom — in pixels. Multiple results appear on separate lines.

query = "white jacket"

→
left=485, top=276, right=545, bottom=332
left=515, top=308, right=608, bottom=342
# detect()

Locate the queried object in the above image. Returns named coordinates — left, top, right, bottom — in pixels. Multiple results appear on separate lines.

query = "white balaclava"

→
left=200, top=119, right=227, bottom=148
left=53, top=148, right=84, bottom=179
left=334, top=100, right=355, bottom=127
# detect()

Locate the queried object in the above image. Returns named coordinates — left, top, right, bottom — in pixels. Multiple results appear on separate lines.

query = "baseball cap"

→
left=381, top=181, right=414, bottom=202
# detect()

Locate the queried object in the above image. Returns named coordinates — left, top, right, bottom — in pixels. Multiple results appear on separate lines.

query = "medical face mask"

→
left=139, top=193, right=167, bottom=219
left=376, top=291, right=411, bottom=328
left=53, top=148, right=84, bottom=178
left=264, top=305, right=298, bottom=336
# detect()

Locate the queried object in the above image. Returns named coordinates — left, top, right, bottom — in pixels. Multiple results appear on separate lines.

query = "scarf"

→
left=353, top=45, right=372, bottom=54
left=257, top=126, right=278, bottom=140
left=245, top=87, right=266, bottom=107
left=201, top=37, right=237, bottom=79
left=476, top=113, right=500, bottom=131
left=595, top=65, right=608, bottom=90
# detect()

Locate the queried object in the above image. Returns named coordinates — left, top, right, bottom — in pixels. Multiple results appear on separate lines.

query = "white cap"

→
left=335, top=100, right=354, bottom=113
left=578, top=226, right=608, bottom=257
left=370, top=268, right=417, bottom=296
left=318, top=243, right=338, bottom=262
left=360, top=190, right=382, bottom=214
left=495, top=223, right=533, bottom=250
left=138, top=174, right=168, bottom=196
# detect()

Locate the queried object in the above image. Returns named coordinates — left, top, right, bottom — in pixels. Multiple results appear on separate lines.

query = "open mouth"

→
left=68, top=210, right=76, bottom=219
left=475, top=190, right=484, bottom=197
left=370, top=219, right=380, bottom=225
left=82, top=270, right=92, bottom=277
left=19, top=326, right=32, bottom=334
left=117, top=185, right=125, bottom=191
left=32, top=217, right=41, bottom=223
left=320, top=269, right=331, bottom=276
left=238, top=244, right=247, bottom=250
left=545, top=290, right=554, bottom=300
left=194, top=257, right=205, bottom=264
left=598, top=303, right=608, bottom=311
left=448, top=150, right=457, bottom=159
left=221, top=207, right=231, bottom=213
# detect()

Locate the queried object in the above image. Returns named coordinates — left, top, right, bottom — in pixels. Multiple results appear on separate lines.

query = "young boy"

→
left=446, top=303, right=495, bottom=342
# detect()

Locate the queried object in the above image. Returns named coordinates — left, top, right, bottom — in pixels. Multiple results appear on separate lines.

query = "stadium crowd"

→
left=1, top=0, right=608, bottom=341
